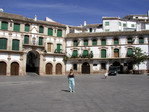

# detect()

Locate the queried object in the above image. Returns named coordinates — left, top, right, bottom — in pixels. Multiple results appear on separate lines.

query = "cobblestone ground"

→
left=0, top=74, right=149, bottom=112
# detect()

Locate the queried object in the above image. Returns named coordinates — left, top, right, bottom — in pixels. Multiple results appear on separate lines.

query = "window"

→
left=82, top=50, right=88, bottom=57
left=131, top=24, right=135, bottom=27
left=105, top=22, right=109, bottom=26
left=47, top=43, right=52, bottom=52
left=101, top=39, right=106, bottom=45
left=114, top=38, right=119, bottom=45
left=72, top=50, right=78, bottom=58
left=127, top=38, right=133, bottom=44
left=73, top=64, right=77, bottom=70
left=93, top=64, right=97, bottom=66
left=39, top=26, right=44, bottom=33
left=114, top=49, right=119, bottom=57
left=24, top=35, right=29, bottom=44
left=73, top=40, right=78, bottom=46
left=1, top=21, right=8, bottom=30
left=105, top=29, right=110, bottom=32
left=101, top=49, right=106, bottom=58
left=57, top=29, right=62, bottom=37
left=38, top=37, right=43, bottom=45
left=48, top=28, right=53, bottom=36
left=25, top=24, right=30, bottom=32
left=127, top=48, right=133, bottom=57
left=84, top=40, right=88, bottom=46
left=0, top=38, right=7, bottom=49
left=13, top=23, right=20, bottom=32
left=139, top=37, right=144, bottom=44
left=119, top=22, right=121, bottom=26
left=89, top=28, right=92, bottom=32
left=55, top=44, right=62, bottom=53
left=123, top=23, right=127, bottom=27
left=92, top=39, right=97, bottom=46
left=12, top=39, right=19, bottom=51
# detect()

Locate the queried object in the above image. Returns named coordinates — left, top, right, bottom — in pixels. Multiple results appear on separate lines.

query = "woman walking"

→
left=68, top=69, right=75, bottom=92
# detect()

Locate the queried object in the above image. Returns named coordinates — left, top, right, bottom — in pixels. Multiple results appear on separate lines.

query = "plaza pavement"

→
left=0, top=74, right=149, bottom=112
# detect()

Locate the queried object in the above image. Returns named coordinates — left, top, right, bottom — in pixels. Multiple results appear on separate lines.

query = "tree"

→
left=130, top=47, right=148, bottom=74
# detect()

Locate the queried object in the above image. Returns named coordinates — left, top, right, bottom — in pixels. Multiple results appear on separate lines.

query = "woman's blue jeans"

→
left=68, top=78, right=75, bottom=92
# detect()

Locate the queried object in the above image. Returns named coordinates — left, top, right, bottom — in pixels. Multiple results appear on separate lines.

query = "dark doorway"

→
left=26, top=51, right=40, bottom=74
left=56, top=63, right=62, bottom=74
left=82, top=62, right=90, bottom=74
left=112, top=61, right=123, bottom=73
left=0, top=61, right=7, bottom=75
left=46, top=63, right=53, bottom=75
left=11, top=62, right=19, bottom=76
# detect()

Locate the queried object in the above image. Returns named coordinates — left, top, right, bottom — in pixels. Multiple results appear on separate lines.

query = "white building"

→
left=0, top=11, right=149, bottom=76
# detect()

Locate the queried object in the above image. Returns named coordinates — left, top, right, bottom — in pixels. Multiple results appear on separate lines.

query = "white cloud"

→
left=18, top=3, right=119, bottom=16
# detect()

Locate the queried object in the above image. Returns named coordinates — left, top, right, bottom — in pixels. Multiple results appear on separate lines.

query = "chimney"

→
left=34, top=15, right=37, bottom=21
left=84, top=21, right=87, bottom=26
left=147, top=11, right=149, bottom=20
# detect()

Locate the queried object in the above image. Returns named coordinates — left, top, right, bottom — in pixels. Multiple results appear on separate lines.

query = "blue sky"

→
left=0, top=0, right=149, bottom=26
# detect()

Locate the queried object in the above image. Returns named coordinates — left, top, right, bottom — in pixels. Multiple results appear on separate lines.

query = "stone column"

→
left=90, top=63, right=93, bottom=74
left=6, top=55, right=11, bottom=76
left=39, top=53, right=45, bottom=76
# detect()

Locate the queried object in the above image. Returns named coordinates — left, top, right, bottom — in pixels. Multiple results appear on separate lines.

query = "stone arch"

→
left=11, top=62, right=19, bottom=76
left=26, top=50, right=40, bottom=74
left=0, top=61, right=7, bottom=75
left=112, top=61, right=123, bottom=73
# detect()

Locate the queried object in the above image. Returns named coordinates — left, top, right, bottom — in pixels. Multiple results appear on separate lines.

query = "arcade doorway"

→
left=26, top=51, right=40, bottom=74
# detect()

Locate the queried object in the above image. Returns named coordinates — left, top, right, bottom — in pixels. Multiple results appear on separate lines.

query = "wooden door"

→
left=11, top=62, right=19, bottom=76
left=0, top=62, right=6, bottom=75
left=56, top=63, right=62, bottom=74
left=46, top=63, right=53, bottom=75
left=82, top=62, right=90, bottom=74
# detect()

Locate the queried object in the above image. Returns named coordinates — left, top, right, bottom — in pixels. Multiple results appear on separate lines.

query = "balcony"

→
left=54, top=49, right=63, bottom=53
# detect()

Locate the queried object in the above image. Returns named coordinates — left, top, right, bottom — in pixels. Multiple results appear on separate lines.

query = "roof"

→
left=102, top=17, right=120, bottom=20
left=0, top=12, right=66, bottom=28
left=66, top=30, right=149, bottom=38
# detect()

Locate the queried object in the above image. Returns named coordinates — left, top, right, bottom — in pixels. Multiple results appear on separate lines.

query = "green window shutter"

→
left=84, top=40, right=88, bottom=46
left=92, top=39, right=97, bottom=45
left=105, top=22, right=109, bottom=26
left=0, top=38, right=7, bottom=49
left=101, top=49, right=106, bottom=58
left=139, top=38, right=144, bottom=44
left=38, top=37, right=43, bottom=45
left=12, top=39, right=19, bottom=51
left=72, top=50, right=78, bottom=57
left=83, top=50, right=88, bottom=56
left=13, top=23, right=20, bottom=32
left=57, top=29, right=62, bottom=37
left=39, top=26, right=44, bottom=33
left=114, top=39, right=119, bottom=45
left=127, top=48, right=133, bottom=56
left=73, top=40, right=78, bottom=46
left=24, top=35, right=29, bottom=44
left=101, top=39, right=106, bottom=45
left=128, top=38, right=133, bottom=44
left=57, top=44, right=61, bottom=53
left=25, top=24, right=30, bottom=32
left=1, top=22, right=8, bottom=30
left=48, top=28, right=53, bottom=36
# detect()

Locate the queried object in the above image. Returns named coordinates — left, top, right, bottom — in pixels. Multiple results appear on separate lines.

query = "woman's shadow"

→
left=61, top=90, right=70, bottom=92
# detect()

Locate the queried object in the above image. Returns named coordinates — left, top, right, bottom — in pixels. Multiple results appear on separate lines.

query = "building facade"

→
left=0, top=11, right=149, bottom=76
left=0, top=12, right=66, bottom=76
